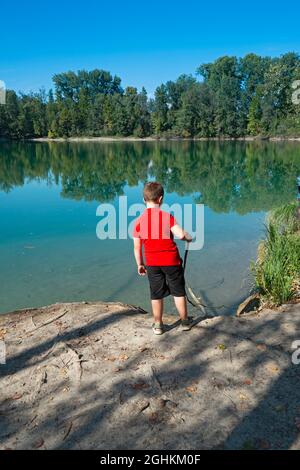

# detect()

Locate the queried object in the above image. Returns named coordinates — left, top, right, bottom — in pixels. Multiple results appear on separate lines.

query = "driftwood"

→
left=236, top=293, right=261, bottom=316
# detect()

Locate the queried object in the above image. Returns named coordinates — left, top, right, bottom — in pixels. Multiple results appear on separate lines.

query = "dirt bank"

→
left=0, top=301, right=300, bottom=450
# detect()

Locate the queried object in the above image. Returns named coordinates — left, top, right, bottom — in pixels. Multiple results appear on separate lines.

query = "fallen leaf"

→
left=154, top=354, right=166, bottom=360
left=11, top=393, right=23, bottom=400
left=186, top=385, right=197, bottom=393
left=105, top=356, right=117, bottom=362
left=266, top=363, right=280, bottom=374
left=256, top=343, right=267, bottom=352
left=0, top=328, right=6, bottom=340
left=216, top=343, right=227, bottom=351
left=131, top=381, right=150, bottom=390
left=33, top=437, right=44, bottom=449
left=239, top=393, right=248, bottom=401
left=243, top=379, right=252, bottom=385
left=59, top=367, right=68, bottom=376
left=119, top=354, right=129, bottom=361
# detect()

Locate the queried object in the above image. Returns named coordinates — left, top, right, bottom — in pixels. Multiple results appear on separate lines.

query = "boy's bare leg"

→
left=151, top=299, right=163, bottom=324
left=174, top=296, right=188, bottom=321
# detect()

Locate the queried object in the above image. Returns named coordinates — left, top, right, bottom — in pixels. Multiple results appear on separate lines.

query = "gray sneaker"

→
left=180, top=317, right=194, bottom=331
left=152, top=322, right=164, bottom=335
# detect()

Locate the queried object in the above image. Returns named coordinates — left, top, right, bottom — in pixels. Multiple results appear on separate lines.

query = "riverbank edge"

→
left=1, top=297, right=299, bottom=320
left=28, top=135, right=300, bottom=142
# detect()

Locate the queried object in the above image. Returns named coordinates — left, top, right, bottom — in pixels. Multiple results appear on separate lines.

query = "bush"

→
left=253, top=202, right=300, bottom=305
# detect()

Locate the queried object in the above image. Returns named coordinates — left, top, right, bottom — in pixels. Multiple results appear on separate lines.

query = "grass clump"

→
left=253, top=202, right=300, bottom=306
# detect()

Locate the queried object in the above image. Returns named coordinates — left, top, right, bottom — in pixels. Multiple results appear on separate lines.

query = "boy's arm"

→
left=171, top=224, right=193, bottom=242
left=133, top=237, right=147, bottom=276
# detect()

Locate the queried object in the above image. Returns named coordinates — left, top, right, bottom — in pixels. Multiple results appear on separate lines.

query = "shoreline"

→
left=25, top=135, right=300, bottom=142
left=1, top=299, right=300, bottom=449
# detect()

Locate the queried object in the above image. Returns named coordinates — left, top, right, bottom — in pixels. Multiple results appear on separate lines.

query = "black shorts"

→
left=146, top=265, right=186, bottom=300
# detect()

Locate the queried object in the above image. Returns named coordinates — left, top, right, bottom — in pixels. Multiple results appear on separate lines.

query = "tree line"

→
left=0, top=53, right=300, bottom=139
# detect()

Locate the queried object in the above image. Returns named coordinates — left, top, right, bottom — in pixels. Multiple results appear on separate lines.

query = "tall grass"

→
left=268, top=201, right=300, bottom=234
left=253, top=202, right=300, bottom=306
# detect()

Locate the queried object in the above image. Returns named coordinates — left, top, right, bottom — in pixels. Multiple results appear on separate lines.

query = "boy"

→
left=133, top=182, right=193, bottom=335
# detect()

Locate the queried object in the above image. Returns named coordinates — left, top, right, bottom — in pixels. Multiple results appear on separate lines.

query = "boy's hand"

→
left=171, top=224, right=193, bottom=242
left=138, top=265, right=147, bottom=276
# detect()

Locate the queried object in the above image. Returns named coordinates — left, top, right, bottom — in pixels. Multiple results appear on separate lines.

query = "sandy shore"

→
left=1, top=300, right=300, bottom=450
left=30, top=136, right=300, bottom=142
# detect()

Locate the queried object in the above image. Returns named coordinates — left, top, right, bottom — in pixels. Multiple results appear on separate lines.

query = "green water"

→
left=0, top=140, right=299, bottom=315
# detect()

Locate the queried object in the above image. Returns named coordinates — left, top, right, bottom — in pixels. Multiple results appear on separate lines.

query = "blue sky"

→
left=1, top=0, right=300, bottom=95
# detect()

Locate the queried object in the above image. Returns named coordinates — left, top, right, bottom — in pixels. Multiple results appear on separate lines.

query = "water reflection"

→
left=0, top=140, right=299, bottom=213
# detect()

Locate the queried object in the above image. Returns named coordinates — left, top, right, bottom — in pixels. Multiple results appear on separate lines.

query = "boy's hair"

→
left=143, top=182, right=164, bottom=202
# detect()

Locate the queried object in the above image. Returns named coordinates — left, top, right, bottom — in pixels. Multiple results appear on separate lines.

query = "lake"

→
left=0, top=140, right=299, bottom=315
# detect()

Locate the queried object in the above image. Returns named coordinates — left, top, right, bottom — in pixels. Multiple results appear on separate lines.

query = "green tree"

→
left=198, top=56, right=243, bottom=136
left=152, top=84, right=169, bottom=134
left=175, top=83, right=215, bottom=137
